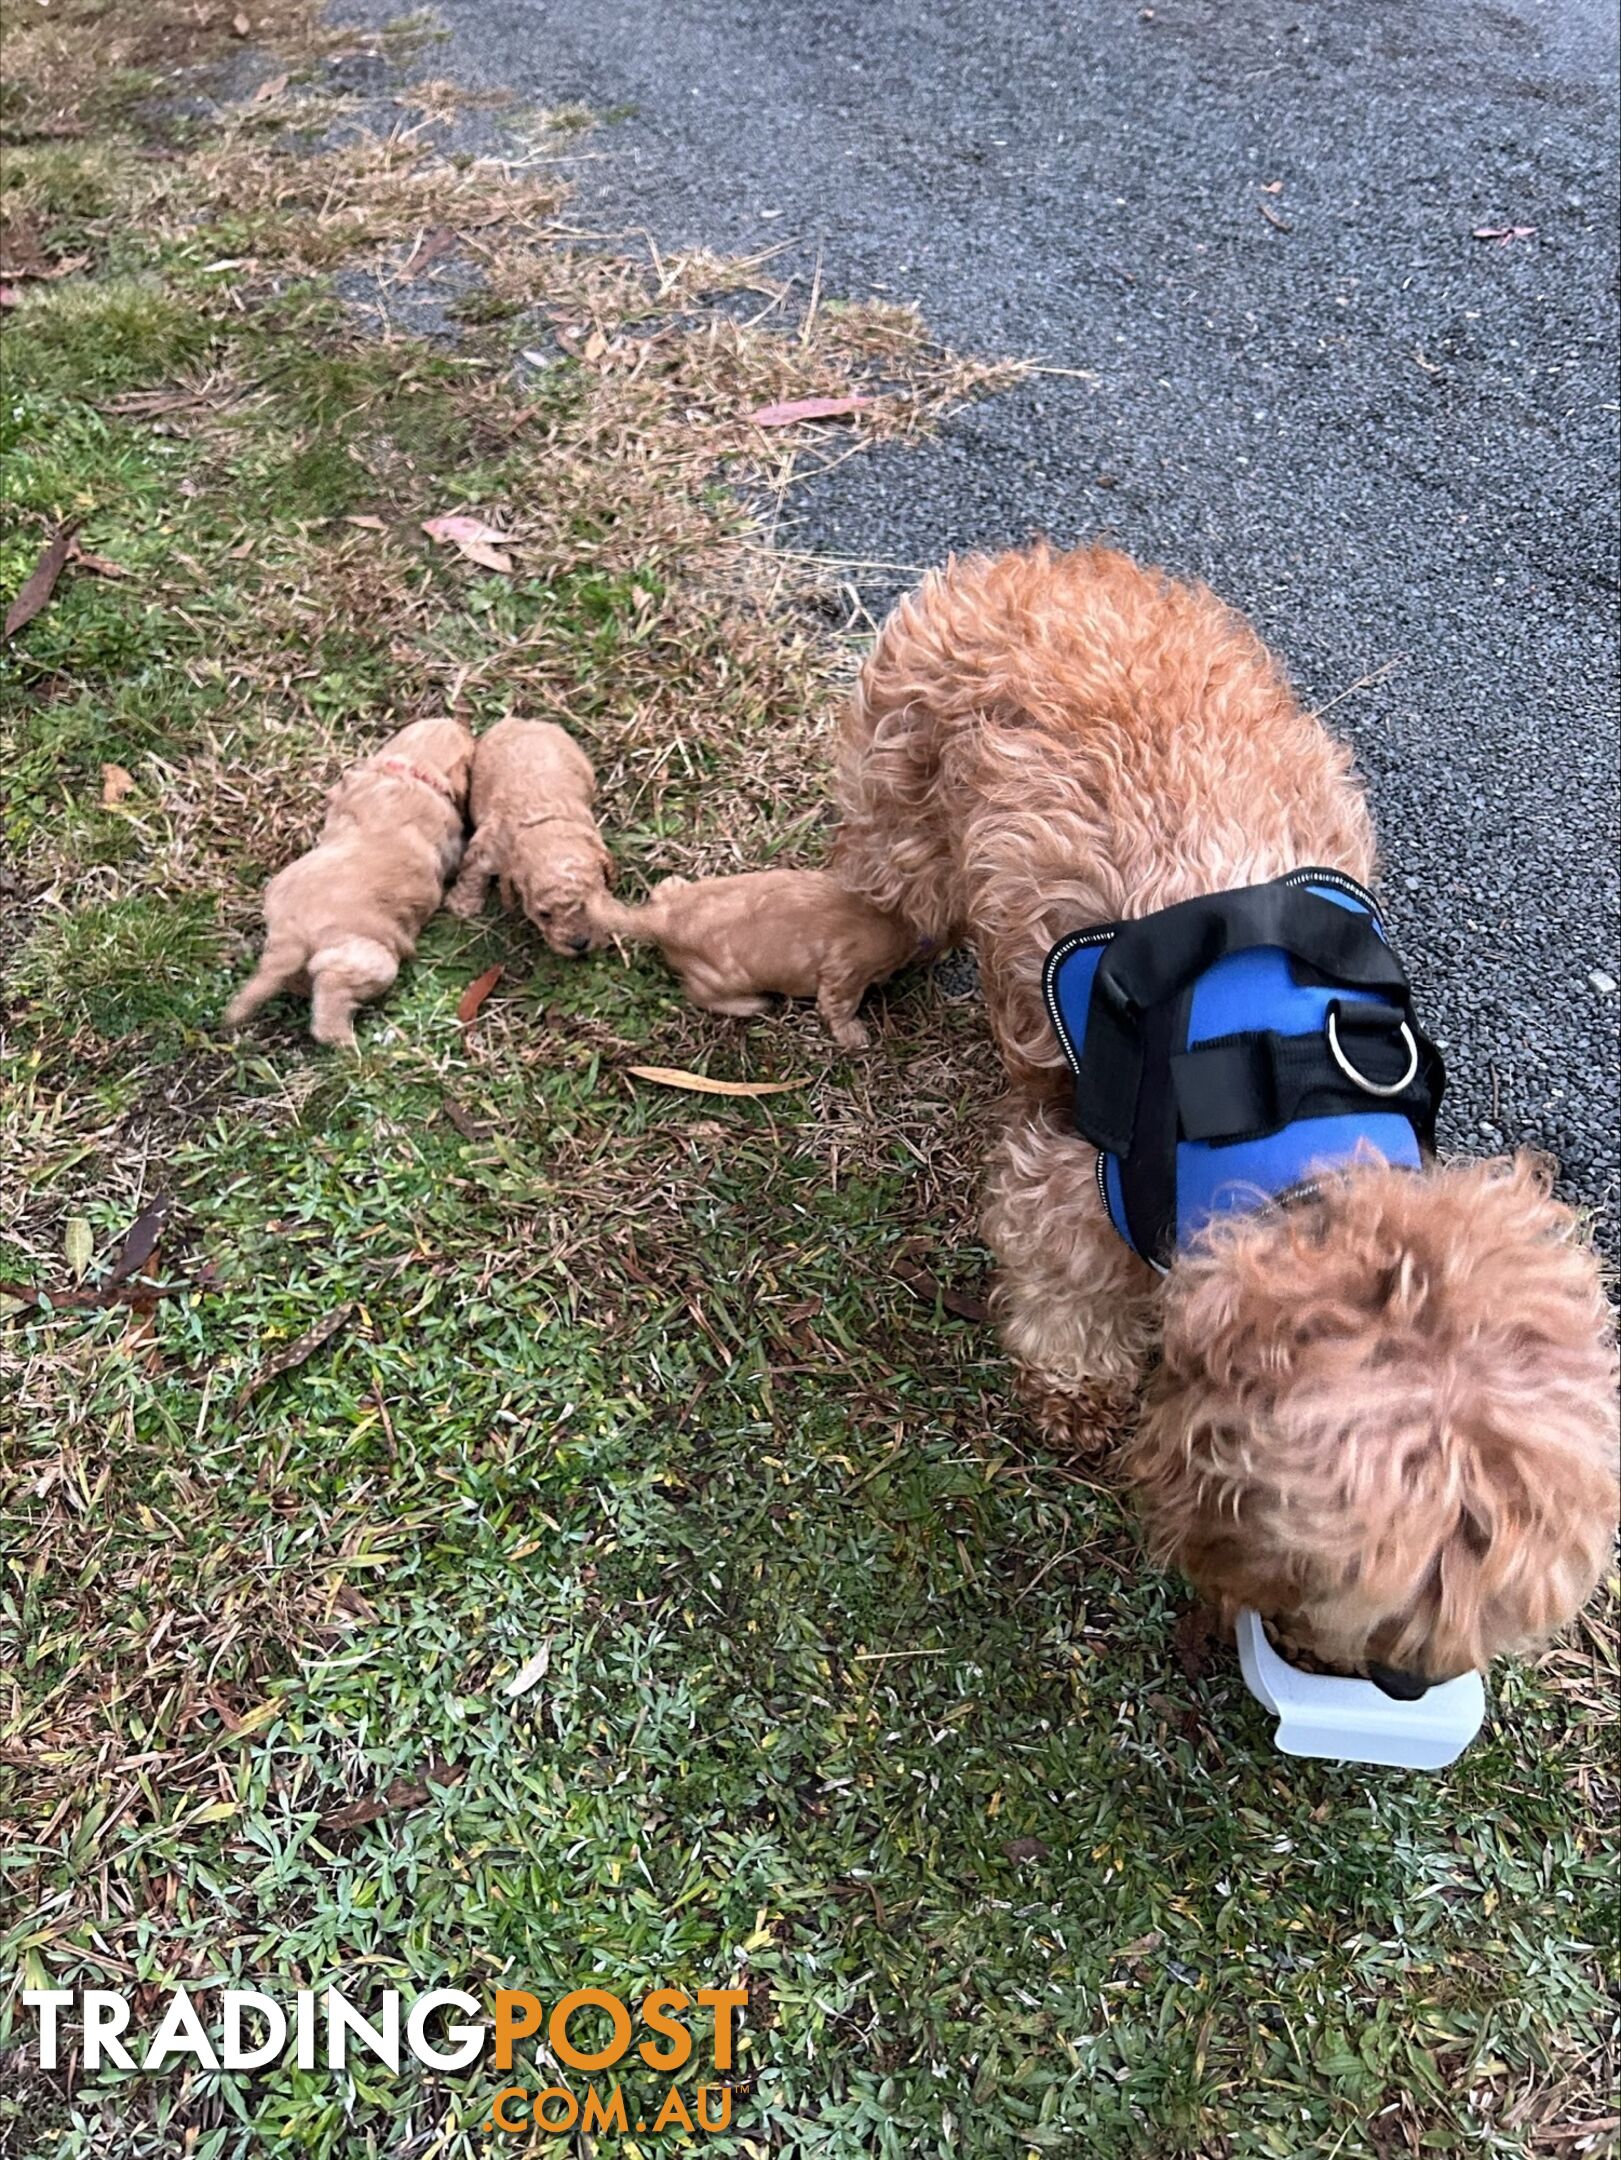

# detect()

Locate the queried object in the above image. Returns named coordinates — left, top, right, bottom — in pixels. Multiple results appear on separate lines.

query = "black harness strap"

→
left=1169, top=1003, right=1442, bottom=1146
left=1113, top=979, right=1192, bottom=1271
left=1072, top=881, right=1421, bottom=1159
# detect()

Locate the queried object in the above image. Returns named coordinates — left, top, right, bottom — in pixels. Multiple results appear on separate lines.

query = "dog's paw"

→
left=1015, top=1371, right=1136, bottom=1458
left=829, top=1018, right=870, bottom=1051
left=444, top=886, right=484, bottom=920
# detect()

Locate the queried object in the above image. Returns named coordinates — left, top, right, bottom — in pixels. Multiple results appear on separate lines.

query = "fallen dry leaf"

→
left=72, top=545, right=129, bottom=578
left=1472, top=224, right=1535, bottom=244
left=230, top=9, right=250, bottom=32
left=1002, top=1837, right=1050, bottom=1864
left=101, top=763, right=135, bottom=807
left=0, top=1277, right=100, bottom=1312
left=891, top=1253, right=989, bottom=1323
left=421, top=514, right=515, bottom=574
left=747, top=394, right=874, bottom=427
left=1, top=1253, right=219, bottom=1315
left=400, top=225, right=458, bottom=279
left=503, top=1644, right=551, bottom=1699
left=1260, top=179, right=1284, bottom=195
left=582, top=327, right=608, bottom=361
left=121, top=1306, right=165, bottom=1376
left=64, top=1219, right=94, bottom=1282
left=3, top=520, right=82, bottom=641
left=0, top=286, right=22, bottom=310
left=625, top=1065, right=811, bottom=1098
left=0, top=223, right=84, bottom=282
left=0, top=218, right=50, bottom=279
left=344, top=513, right=387, bottom=531
left=1116, top=1930, right=1166, bottom=1960
left=318, top=1757, right=463, bottom=1835
left=249, top=71, right=289, bottom=103
left=456, top=963, right=503, bottom=1024
left=1257, top=200, right=1292, bottom=234
left=237, top=1303, right=353, bottom=1405
left=1174, top=1601, right=1222, bottom=1682
left=107, top=1195, right=170, bottom=1288
left=205, top=1687, right=248, bottom=1736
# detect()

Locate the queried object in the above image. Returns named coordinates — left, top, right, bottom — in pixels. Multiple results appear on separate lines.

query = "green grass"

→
left=2, top=277, right=221, bottom=398
left=1, top=36, right=1616, bottom=2160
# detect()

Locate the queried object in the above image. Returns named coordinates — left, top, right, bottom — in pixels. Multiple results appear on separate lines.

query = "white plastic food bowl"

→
left=1235, top=1609, right=1486, bottom=1771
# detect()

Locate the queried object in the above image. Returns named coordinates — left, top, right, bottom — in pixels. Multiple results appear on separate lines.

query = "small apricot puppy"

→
left=447, top=717, right=612, bottom=955
left=593, top=868, right=918, bottom=1048
left=225, top=715, right=473, bottom=1048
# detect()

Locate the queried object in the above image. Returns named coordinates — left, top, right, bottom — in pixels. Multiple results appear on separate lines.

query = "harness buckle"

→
left=1325, top=1004, right=1419, bottom=1098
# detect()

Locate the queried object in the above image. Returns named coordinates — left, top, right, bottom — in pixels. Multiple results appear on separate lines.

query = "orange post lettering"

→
left=638, top=1989, right=693, bottom=2072
left=697, top=1986, right=748, bottom=2071
left=531, top=2086, right=579, bottom=2133
left=492, top=1993, right=544, bottom=2072
left=582, top=2083, right=630, bottom=2133
left=548, top=1988, right=632, bottom=2072
left=488, top=2086, right=529, bottom=2134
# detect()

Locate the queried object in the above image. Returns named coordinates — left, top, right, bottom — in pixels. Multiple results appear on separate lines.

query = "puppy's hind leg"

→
left=224, top=932, right=306, bottom=1027
left=445, top=827, right=499, bottom=919
left=983, top=1099, right=1158, bottom=1454
left=308, top=937, right=399, bottom=1049
left=815, top=964, right=873, bottom=1050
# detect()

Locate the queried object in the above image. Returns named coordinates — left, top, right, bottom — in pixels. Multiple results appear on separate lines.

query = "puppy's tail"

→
left=224, top=931, right=306, bottom=1027
left=589, top=879, right=686, bottom=944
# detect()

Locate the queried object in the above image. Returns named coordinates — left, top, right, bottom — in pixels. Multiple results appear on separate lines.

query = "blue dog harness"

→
left=1042, top=867, right=1446, bottom=1268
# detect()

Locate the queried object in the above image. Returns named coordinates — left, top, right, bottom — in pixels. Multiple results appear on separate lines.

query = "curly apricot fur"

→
left=833, top=543, right=1618, bottom=1677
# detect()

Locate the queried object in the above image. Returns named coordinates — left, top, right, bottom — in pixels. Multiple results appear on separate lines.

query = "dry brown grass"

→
left=3, top=90, right=1018, bottom=927
left=1, top=0, right=1015, bottom=1816
left=1, top=0, right=319, bottom=140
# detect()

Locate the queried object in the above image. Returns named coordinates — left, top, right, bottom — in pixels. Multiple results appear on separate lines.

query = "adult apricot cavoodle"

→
left=832, top=542, right=1617, bottom=1687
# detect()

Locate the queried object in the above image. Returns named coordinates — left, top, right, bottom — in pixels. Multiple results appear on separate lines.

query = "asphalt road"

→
left=350, top=0, right=1620, bottom=1219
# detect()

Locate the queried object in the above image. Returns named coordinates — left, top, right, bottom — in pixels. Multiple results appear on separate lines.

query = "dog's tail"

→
left=224, top=930, right=306, bottom=1027
left=589, top=879, right=687, bottom=944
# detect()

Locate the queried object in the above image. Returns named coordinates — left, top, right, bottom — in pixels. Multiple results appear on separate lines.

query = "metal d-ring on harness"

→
left=1327, top=1007, right=1419, bottom=1097
left=1042, top=866, right=1447, bottom=1268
